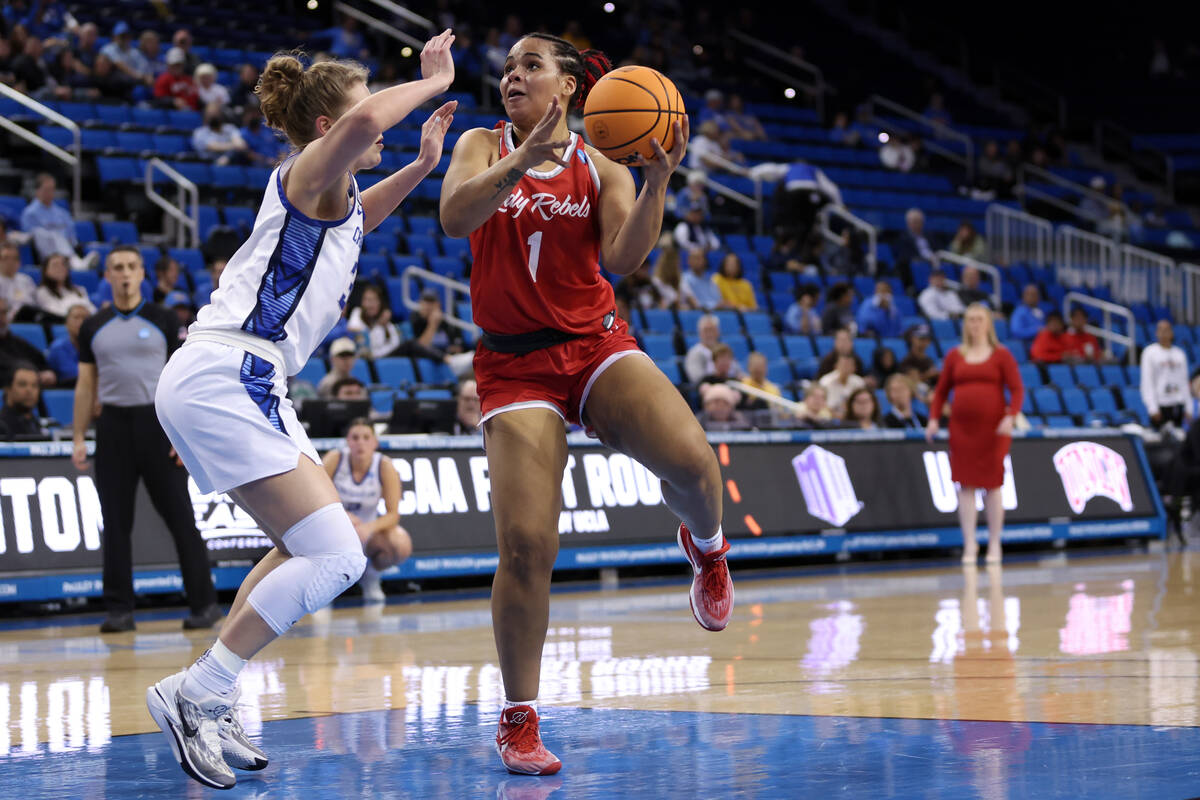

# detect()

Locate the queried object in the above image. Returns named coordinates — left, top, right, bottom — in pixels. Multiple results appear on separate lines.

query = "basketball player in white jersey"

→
left=326, top=418, right=410, bottom=602
left=145, top=30, right=458, bottom=790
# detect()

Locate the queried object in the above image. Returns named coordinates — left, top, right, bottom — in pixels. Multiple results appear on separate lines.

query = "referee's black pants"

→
left=95, top=404, right=216, bottom=615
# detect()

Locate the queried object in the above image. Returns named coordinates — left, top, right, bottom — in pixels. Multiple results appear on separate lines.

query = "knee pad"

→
left=247, top=504, right=367, bottom=635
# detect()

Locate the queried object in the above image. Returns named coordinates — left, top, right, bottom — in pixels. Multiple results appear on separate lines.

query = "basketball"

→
left=583, top=66, right=686, bottom=166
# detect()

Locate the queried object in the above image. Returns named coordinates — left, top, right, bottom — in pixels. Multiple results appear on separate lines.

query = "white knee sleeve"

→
left=247, top=504, right=367, bottom=635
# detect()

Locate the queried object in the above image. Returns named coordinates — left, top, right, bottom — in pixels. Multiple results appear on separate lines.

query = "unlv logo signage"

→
left=1053, top=442, right=1133, bottom=513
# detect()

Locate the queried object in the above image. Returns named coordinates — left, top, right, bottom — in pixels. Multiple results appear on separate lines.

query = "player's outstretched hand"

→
left=516, top=97, right=573, bottom=169
left=637, top=116, right=689, bottom=191
left=420, top=28, right=456, bottom=87
left=418, top=100, right=457, bottom=168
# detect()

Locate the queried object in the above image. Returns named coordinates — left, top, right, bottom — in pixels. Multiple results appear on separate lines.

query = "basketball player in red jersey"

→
left=440, top=33, right=732, bottom=775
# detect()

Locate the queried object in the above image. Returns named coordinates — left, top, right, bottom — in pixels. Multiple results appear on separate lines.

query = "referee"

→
left=72, top=245, right=219, bottom=633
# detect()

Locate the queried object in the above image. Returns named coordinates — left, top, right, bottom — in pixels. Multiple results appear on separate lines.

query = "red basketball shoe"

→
left=496, top=705, right=562, bottom=776
left=677, top=524, right=734, bottom=631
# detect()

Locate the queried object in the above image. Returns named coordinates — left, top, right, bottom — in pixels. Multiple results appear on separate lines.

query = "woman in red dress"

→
left=925, top=303, right=1024, bottom=564
left=439, top=34, right=732, bottom=775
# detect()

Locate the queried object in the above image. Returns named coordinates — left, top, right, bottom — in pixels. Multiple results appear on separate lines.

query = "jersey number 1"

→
left=526, top=231, right=543, bottom=283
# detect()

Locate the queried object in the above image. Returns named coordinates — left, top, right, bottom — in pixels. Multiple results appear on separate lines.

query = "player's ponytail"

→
left=525, top=33, right=611, bottom=110
left=576, top=49, right=612, bottom=109
left=256, top=51, right=369, bottom=148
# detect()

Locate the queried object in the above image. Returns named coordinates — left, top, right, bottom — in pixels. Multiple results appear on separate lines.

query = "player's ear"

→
left=315, top=114, right=334, bottom=137
left=561, top=74, right=577, bottom=103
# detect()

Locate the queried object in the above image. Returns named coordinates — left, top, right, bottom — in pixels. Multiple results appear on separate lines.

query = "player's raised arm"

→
left=274, top=29, right=456, bottom=202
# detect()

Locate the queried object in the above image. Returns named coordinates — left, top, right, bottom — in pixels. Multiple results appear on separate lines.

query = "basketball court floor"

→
left=3, top=547, right=1200, bottom=798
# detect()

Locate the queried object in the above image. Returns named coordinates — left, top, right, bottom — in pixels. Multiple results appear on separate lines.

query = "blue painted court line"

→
left=4, top=705, right=1200, bottom=799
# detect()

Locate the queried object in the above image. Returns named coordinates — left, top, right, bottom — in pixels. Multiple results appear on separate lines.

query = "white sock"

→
left=690, top=525, right=724, bottom=554
left=182, top=639, right=247, bottom=698
left=504, top=698, right=538, bottom=713
left=360, top=564, right=382, bottom=584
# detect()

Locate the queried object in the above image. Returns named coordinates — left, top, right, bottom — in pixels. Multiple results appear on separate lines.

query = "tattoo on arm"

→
left=492, top=168, right=523, bottom=198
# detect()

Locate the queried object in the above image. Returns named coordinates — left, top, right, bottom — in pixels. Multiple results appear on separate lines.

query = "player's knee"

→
left=285, top=504, right=368, bottom=606
left=663, top=428, right=721, bottom=492
left=369, top=528, right=412, bottom=570
left=497, top=527, right=557, bottom=581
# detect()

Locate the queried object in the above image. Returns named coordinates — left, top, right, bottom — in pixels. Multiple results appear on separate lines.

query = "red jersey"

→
left=1064, top=329, right=1101, bottom=361
left=468, top=122, right=613, bottom=336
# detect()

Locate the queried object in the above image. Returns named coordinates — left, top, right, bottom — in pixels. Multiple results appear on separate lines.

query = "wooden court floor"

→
left=3, top=548, right=1200, bottom=797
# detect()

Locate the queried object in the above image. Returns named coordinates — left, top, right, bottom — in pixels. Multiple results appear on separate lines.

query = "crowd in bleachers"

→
left=4, top=4, right=1200, bottom=441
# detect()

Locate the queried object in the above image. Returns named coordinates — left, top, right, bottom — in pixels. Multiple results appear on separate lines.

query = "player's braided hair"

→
left=524, top=33, right=612, bottom=109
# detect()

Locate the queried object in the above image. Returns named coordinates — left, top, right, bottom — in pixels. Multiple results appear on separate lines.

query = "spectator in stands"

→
left=879, top=132, right=917, bottom=172
left=684, top=313, right=740, bottom=383
left=0, top=241, right=37, bottom=321
left=0, top=363, right=41, bottom=439
left=453, top=379, right=481, bottom=434
left=673, top=205, right=721, bottom=255
left=726, top=94, right=766, bottom=141
left=194, top=63, right=229, bottom=108
left=208, top=257, right=226, bottom=289
left=332, top=376, right=369, bottom=401
left=1010, top=284, right=1045, bottom=341
left=1029, top=311, right=1069, bottom=363
left=88, top=52, right=134, bottom=101
left=320, top=15, right=370, bottom=60
left=0, top=37, right=17, bottom=87
left=784, top=285, right=822, bottom=335
left=1079, top=176, right=1110, bottom=223
left=170, top=28, right=199, bottom=73
left=1141, top=319, right=1190, bottom=429
left=410, top=288, right=466, bottom=355
left=0, top=297, right=54, bottom=387
left=738, top=351, right=782, bottom=411
left=154, top=46, right=198, bottom=110
left=138, top=30, right=164, bottom=78
left=35, top=253, right=94, bottom=320
left=11, top=35, right=53, bottom=97
left=842, top=387, right=880, bottom=430
left=19, top=173, right=95, bottom=272
left=192, top=102, right=249, bottom=164
left=617, top=260, right=668, bottom=311
left=977, top=140, right=1013, bottom=195
left=820, top=228, right=868, bottom=277
left=688, top=120, right=745, bottom=173
left=43, top=47, right=87, bottom=100
left=882, top=373, right=928, bottom=429
left=820, top=282, right=856, bottom=334
left=674, top=170, right=710, bottom=221
left=899, top=324, right=939, bottom=386
left=871, top=346, right=898, bottom=387
left=240, top=106, right=287, bottom=166
left=820, top=353, right=866, bottom=418
left=698, top=89, right=730, bottom=133
left=818, top=327, right=864, bottom=378
left=100, top=21, right=151, bottom=84
left=713, top=253, right=758, bottom=311
left=699, top=342, right=738, bottom=391
left=71, top=22, right=100, bottom=70
left=797, top=382, right=834, bottom=426
left=696, top=383, right=751, bottom=432
left=47, top=302, right=90, bottom=386
left=767, top=233, right=805, bottom=273
left=919, top=268, right=964, bottom=320
left=317, top=337, right=361, bottom=399
left=346, top=283, right=400, bottom=359
left=957, top=265, right=991, bottom=308
left=828, top=111, right=861, bottom=147
left=1064, top=307, right=1103, bottom=362
left=164, top=291, right=194, bottom=340
left=856, top=280, right=903, bottom=338
left=894, top=208, right=938, bottom=269
left=950, top=221, right=986, bottom=260
left=651, top=238, right=682, bottom=309
left=230, top=63, right=260, bottom=109
left=681, top=249, right=725, bottom=311
left=150, top=257, right=181, bottom=303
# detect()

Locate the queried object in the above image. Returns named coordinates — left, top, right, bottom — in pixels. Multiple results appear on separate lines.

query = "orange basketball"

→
left=583, top=66, right=686, bottom=166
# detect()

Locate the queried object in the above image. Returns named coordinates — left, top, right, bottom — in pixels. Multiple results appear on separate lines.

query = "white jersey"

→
left=333, top=448, right=384, bottom=522
left=1140, top=342, right=1190, bottom=414
left=191, top=156, right=364, bottom=376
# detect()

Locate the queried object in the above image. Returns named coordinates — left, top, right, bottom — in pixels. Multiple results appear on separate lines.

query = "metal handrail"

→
left=818, top=204, right=878, bottom=276
left=354, top=0, right=434, bottom=30
left=1054, top=225, right=1119, bottom=293
left=728, top=29, right=828, bottom=121
left=1181, top=263, right=1200, bottom=326
left=936, top=250, right=1002, bottom=310
left=1119, top=242, right=1177, bottom=317
left=1016, top=163, right=1132, bottom=233
left=399, top=266, right=477, bottom=333
left=0, top=83, right=81, bottom=209
left=863, top=94, right=974, bottom=181
left=985, top=204, right=1053, bottom=267
left=1095, top=120, right=1175, bottom=200
left=1063, top=291, right=1137, bottom=365
left=144, top=159, right=199, bottom=249
left=332, top=1, right=425, bottom=49
left=675, top=164, right=763, bottom=237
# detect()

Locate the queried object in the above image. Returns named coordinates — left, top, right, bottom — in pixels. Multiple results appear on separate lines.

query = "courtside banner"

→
left=0, top=431, right=1162, bottom=582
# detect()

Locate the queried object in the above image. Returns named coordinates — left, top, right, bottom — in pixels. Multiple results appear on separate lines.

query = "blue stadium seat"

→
left=94, top=104, right=133, bottom=126
left=166, top=109, right=202, bottom=131
left=655, top=359, right=681, bottom=383
left=152, top=133, right=190, bottom=155
left=642, top=309, right=676, bottom=333
left=1101, top=364, right=1127, bottom=386
left=406, top=234, right=439, bottom=257
left=385, top=278, right=407, bottom=316
left=197, top=205, right=221, bottom=240
left=96, top=157, right=140, bottom=184
left=853, top=338, right=876, bottom=366
left=1033, top=387, right=1062, bottom=415
left=642, top=334, right=676, bottom=361
left=350, top=359, right=372, bottom=386
left=1073, top=364, right=1101, bottom=388
left=416, top=359, right=454, bottom=384
left=430, top=256, right=464, bottom=279
left=1088, top=388, right=1117, bottom=415
left=211, top=165, right=247, bottom=189
left=713, top=310, right=742, bottom=334
left=114, top=131, right=155, bottom=153
left=375, top=357, right=416, bottom=386
left=726, top=336, right=751, bottom=363
left=358, top=254, right=390, bottom=280
left=371, top=390, right=395, bottom=414
left=222, top=206, right=255, bottom=231
left=930, top=319, right=956, bottom=341
left=407, top=216, right=439, bottom=235
left=42, top=389, right=74, bottom=426
left=1126, top=365, right=1141, bottom=386
left=168, top=248, right=205, bottom=273
left=414, top=387, right=454, bottom=400
left=1061, top=388, right=1088, bottom=416
left=767, top=362, right=794, bottom=386
left=74, top=220, right=96, bottom=243
left=782, top=336, right=815, bottom=360
left=1120, top=387, right=1149, bottom=425
left=1046, top=364, right=1074, bottom=388
left=1018, top=363, right=1041, bottom=390
left=295, top=358, right=326, bottom=385
left=440, top=238, right=471, bottom=260
left=10, top=323, right=47, bottom=351
left=752, top=337, right=784, bottom=362
left=742, top=311, right=773, bottom=336
left=100, top=220, right=139, bottom=244
left=1045, top=415, right=1074, bottom=429
left=131, top=107, right=168, bottom=128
